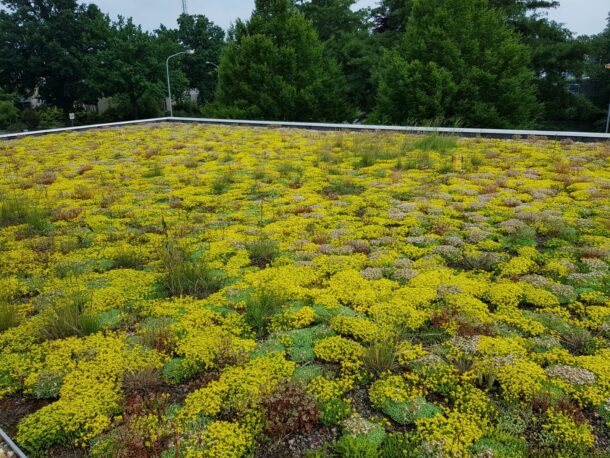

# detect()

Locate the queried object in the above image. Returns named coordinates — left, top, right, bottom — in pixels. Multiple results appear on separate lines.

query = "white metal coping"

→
left=1, top=116, right=610, bottom=142
left=0, top=425, right=27, bottom=458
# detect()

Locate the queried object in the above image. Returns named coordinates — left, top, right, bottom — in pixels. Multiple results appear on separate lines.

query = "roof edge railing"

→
left=0, top=425, right=28, bottom=458
left=1, top=116, right=609, bottom=142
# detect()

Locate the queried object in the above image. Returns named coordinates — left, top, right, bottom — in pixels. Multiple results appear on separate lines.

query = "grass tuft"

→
left=162, top=242, right=227, bottom=299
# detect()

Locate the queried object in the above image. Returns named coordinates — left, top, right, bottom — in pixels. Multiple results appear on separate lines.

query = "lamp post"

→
left=166, top=50, right=194, bottom=117
left=205, top=61, right=219, bottom=69
left=605, top=64, right=610, bottom=134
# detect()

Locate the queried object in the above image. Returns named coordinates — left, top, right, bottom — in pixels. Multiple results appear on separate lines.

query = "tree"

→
left=488, top=0, right=558, bottom=17
left=206, top=0, right=353, bottom=122
left=0, top=86, right=19, bottom=130
left=89, top=18, right=186, bottom=119
left=0, top=0, right=111, bottom=112
left=297, top=0, right=364, bottom=42
left=372, top=0, right=413, bottom=43
left=157, top=15, right=225, bottom=105
left=488, top=0, right=593, bottom=129
left=372, top=0, right=539, bottom=128
left=297, top=0, right=380, bottom=114
left=585, top=15, right=610, bottom=131
left=177, top=15, right=225, bottom=104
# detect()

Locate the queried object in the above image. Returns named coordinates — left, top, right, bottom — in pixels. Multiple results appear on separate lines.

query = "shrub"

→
left=211, top=173, right=233, bottom=195
left=381, top=397, right=442, bottom=425
left=319, top=398, right=352, bottom=426
left=0, top=100, right=18, bottom=129
left=261, top=381, right=319, bottom=437
left=136, top=318, right=175, bottom=353
left=163, top=357, right=200, bottom=384
left=559, top=326, right=597, bottom=356
left=292, top=364, right=323, bottom=384
left=0, top=303, right=21, bottom=332
left=364, top=339, right=398, bottom=375
left=0, top=195, right=51, bottom=233
left=37, top=106, right=65, bottom=129
left=322, top=179, right=365, bottom=197
left=244, top=288, right=285, bottom=338
left=335, top=434, right=380, bottom=458
left=246, top=238, right=279, bottom=268
left=162, top=242, right=226, bottom=299
left=37, top=294, right=100, bottom=341
left=379, top=432, right=419, bottom=458
left=412, top=134, right=457, bottom=154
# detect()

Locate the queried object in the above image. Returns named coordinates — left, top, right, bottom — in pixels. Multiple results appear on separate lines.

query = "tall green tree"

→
left=206, top=0, right=353, bottom=122
left=177, top=15, right=225, bottom=104
left=297, top=0, right=379, bottom=114
left=89, top=18, right=186, bottom=119
left=0, top=0, right=111, bottom=111
left=296, top=0, right=364, bottom=42
left=489, top=0, right=593, bottom=129
left=585, top=15, right=610, bottom=131
left=372, top=0, right=539, bottom=128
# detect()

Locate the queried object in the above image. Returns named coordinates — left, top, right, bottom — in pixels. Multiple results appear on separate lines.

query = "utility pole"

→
left=182, top=0, right=188, bottom=15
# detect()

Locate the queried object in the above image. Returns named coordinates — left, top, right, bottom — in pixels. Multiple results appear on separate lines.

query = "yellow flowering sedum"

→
left=1, top=124, right=609, bottom=456
left=184, top=421, right=251, bottom=458
left=181, top=353, right=295, bottom=420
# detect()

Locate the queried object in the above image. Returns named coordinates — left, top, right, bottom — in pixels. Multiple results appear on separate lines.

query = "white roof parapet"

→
left=1, top=116, right=610, bottom=142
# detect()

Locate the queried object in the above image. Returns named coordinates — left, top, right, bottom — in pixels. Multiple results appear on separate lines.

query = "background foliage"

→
left=0, top=0, right=609, bottom=130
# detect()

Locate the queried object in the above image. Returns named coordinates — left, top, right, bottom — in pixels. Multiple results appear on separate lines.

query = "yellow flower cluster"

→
left=183, top=421, right=251, bottom=458
left=369, top=375, right=421, bottom=408
left=269, top=306, right=316, bottom=333
left=416, top=409, right=486, bottom=456
left=501, top=256, right=538, bottom=277
left=181, top=353, right=295, bottom=420
left=396, top=342, right=428, bottom=366
left=314, top=269, right=396, bottom=313
left=172, top=307, right=256, bottom=370
left=543, top=408, right=595, bottom=451
left=313, top=335, right=365, bottom=372
left=494, top=358, right=547, bottom=403
left=330, top=315, right=378, bottom=342
left=16, top=333, right=163, bottom=451
left=307, top=374, right=355, bottom=402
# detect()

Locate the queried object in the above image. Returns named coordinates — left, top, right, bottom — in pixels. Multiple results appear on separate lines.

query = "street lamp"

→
left=166, top=49, right=194, bottom=117
left=606, top=64, right=610, bottom=134
left=205, top=61, right=219, bottom=69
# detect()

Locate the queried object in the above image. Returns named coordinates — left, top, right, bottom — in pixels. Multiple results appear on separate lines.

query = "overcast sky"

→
left=87, top=0, right=609, bottom=36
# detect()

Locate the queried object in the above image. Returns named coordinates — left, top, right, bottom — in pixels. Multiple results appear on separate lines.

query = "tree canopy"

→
left=372, top=0, right=540, bottom=128
left=0, top=0, right=110, bottom=111
left=0, top=0, right=608, bottom=131
left=206, top=0, right=353, bottom=121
